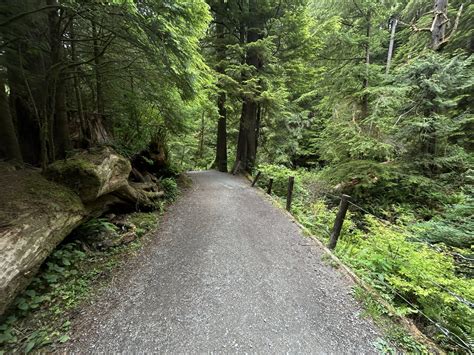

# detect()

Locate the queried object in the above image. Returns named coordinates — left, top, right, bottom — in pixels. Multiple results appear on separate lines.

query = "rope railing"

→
left=248, top=169, right=473, bottom=353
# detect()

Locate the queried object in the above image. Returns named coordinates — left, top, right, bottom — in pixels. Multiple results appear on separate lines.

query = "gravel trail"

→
left=70, top=170, right=380, bottom=353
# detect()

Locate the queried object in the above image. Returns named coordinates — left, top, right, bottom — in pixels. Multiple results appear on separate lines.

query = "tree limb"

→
left=437, top=3, right=464, bottom=49
left=0, top=5, right=62, bottom=27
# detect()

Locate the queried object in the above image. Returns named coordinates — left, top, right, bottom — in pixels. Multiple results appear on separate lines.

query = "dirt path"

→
left=70, top=170, right=380, bottom=353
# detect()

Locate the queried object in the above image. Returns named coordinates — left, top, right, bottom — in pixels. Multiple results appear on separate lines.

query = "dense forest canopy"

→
left=1, top=0, right=471, bottom=178
left=0, top=0, right=473, bottom=352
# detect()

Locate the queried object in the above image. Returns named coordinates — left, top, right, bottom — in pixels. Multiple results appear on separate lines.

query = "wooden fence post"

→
left=267, top=178, right=274, bottom=194
left=286, top=176, right=295, bottom=211
left=328, top=194, right=350, bottom=250
left=251, top=171, right=261, bottom=187
left=232, top=160, right=241, bottom=175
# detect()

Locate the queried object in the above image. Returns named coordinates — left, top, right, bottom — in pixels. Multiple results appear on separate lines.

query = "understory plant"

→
left=254, top=165, right=474, bottom=352
left=0, top=209, right=165, bottom=353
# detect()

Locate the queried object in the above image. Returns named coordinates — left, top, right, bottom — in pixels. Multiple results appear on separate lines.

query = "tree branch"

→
left=438, top=4, right=464, bottom=49
left=0, top=5, right=62, bottom=27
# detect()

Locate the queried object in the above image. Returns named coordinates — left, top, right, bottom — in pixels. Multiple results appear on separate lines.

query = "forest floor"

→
left=68, top=170, right=382, bottom=353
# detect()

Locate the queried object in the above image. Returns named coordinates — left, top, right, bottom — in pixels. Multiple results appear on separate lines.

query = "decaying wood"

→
left=45, top=147, right=132, bottom=202
left=0, top=168, right=86, bottom=316
left=0, top=147, right=165, bottom=316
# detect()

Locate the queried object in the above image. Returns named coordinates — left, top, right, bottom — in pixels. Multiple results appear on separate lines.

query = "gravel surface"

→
left=70, top=170, right=381, bottom=353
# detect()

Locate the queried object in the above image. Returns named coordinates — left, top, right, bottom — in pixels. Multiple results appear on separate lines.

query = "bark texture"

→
left=0, top=166, right=86, bottom=316
left=235, top=0, right=262, bottom=172
left=214, top=0, right=228, bottom=172
left=431, top=0, right=448, bottom=50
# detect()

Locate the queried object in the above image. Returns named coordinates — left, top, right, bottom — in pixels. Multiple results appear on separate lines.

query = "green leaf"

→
left=25, top=340, right=36, bottom=353
left=58, top=335, right=70, bottom=343
left=17, top=302, right=29, bottom=311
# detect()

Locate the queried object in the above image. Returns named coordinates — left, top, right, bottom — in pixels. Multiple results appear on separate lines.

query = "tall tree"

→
left=0, top=76, right=22, bottom=162
left=235, top=0, right=262, bottom=172
left=214, top=0, right=228, bottom=172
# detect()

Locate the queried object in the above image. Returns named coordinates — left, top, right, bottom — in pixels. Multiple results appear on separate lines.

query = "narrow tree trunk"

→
left=255, top=103, right=262, bottom=154
left=92, top=21, right=104, bottom=116
left=431, top=0, right=448, bottom=50
left=6, top=45, right=41, bottom=165
left=216, top=92, right=228, bottom=172
left=361, top=10, right=371, bottom=118
left=0, top=77, right=23, bottom=162
left=386, top=18, right=398, bottom=74
left=214, top=0, right=228, bottom=172
left=71, top=18, right=87, bottom=147
left=53, top=77, right=71, bottom=159
left=199, top=111, right=205, bottom=160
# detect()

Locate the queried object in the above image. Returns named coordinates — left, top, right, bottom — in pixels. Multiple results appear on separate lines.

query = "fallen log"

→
left=0, top=147, right=166, bottom=316
left=0, top=167, right=86, bottom=316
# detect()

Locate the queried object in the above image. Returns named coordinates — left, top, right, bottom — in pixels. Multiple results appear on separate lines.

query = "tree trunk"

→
left=431, top=0, right=448, bottom=50
left=71, top=19, right=87, bottom=147
left=255, top=103, right=262, bottom=154
left=7, top=52, right=41, bottom=165
left=199, top=111, right=205, bottom=160
left=235, top=0, right=261, bottom=172
left=4, top=12, right=42, bottom=166
left=47, top=0, right=71, bottom=160
left=92, top=21, right=105, bottom=117
left=216, top=92, right=227, bottom=172
left=214, top=0, right=228, bottom=172
left=53, top=77, right=71, bottom=159
left=361, top=10, right=371, bottom=118
left=386, top=18, right=398, bottom=74
left=0, top=77, right=23, bottom=162
left=236, top=100, right=258, bottom=171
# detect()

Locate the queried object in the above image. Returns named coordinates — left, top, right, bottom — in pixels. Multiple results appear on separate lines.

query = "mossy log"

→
left=45, top=147, right=164, bottom=212
left=45, top=147, right=131, bottom=202
left=0, top=168, right=86, bottom=316
left=0, top=148, right=164, bottom=316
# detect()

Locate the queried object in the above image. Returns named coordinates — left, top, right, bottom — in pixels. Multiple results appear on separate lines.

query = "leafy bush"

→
left=254, top=163, right=474, bottom=352
left=336, top=217, right=473, bottom=352
left=0, top=241, right=87, bottom=352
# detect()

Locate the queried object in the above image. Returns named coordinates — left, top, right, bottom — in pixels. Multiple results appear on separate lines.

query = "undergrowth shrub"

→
left=74, top=218, right=117, bottom=238
left=252, top=163, right=474, bottom=352
left=335, top=216, right=473, bottom=351
left=317, top=160, right=458, bottom=218
left=414, top=189, right=474, bottom=249
left=160, top=178, right=178, bottom=201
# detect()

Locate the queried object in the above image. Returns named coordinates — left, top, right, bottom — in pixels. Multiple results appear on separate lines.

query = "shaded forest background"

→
left=0, top=0, right=473, bottom=352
